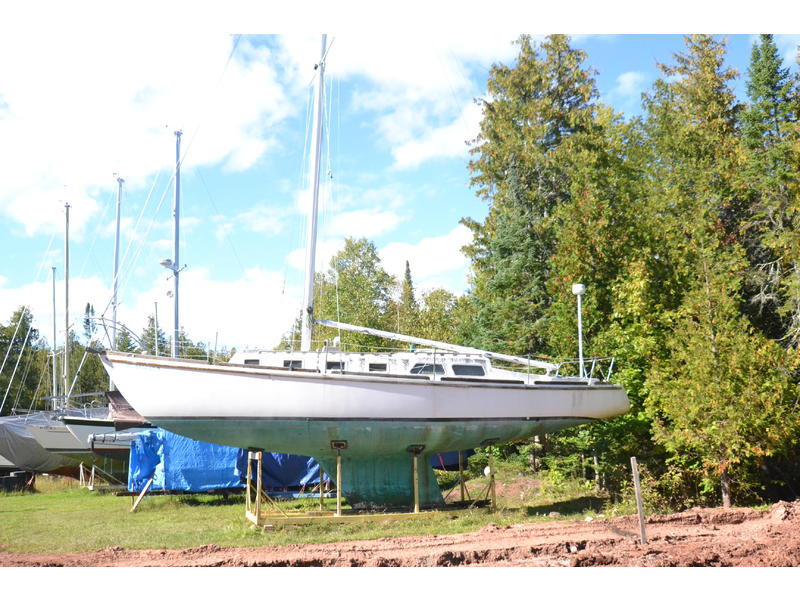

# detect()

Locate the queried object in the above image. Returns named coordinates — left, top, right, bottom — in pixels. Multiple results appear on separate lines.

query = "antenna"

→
left=572, top=283, right=586, bottom=379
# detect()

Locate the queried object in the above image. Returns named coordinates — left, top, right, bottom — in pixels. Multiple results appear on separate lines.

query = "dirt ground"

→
left=1, top=499, right=798, bottom=567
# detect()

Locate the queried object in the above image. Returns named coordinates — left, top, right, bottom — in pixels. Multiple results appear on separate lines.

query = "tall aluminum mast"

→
left=51, top=266, right=57, bottom=401
left=300, top=34, right=327, bottom=352
left=63, top=202, right=70, bottom=404
left=111, top=176, right=123, bottom=351
left=172, top=130, right=182, bottom=358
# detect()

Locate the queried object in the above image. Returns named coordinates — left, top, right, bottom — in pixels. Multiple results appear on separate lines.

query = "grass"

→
left=0, top=468, right=628, bottom=554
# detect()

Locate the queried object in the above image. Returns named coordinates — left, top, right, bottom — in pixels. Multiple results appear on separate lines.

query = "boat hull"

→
left=100, top=351, right=628, bottom=505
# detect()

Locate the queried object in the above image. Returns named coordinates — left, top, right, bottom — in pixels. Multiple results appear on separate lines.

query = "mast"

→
left=111, top=176, right=123, bottom=351
left=300, top=34, right=327, bottom=352
left=63, top=202, right=70, bottom=405
left=172, top=131, right=182, bottom=358
left=51, top=266, right=57, bottom=402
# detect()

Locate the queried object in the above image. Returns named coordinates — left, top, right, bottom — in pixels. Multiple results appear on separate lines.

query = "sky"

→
left=1, top=3, right=800, bottom=355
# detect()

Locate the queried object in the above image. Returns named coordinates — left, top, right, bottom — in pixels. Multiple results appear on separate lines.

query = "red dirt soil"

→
left=2, top=500, right=799, bottom=567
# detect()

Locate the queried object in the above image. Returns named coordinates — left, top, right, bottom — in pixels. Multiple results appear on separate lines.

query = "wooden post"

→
left=458, top=450, right=466, bottom=502
left=630, top=456, right=647, bottom=545
left=319, top=468, right=325, bottom=511
left=255, top=451, right=263, bottom=525
left=245, top=451, right=253, bottom=513
left=336, top=451, right=342, bottom=517
left=412, top=453, right=420, bottom=514
left=489, top=449, right=496, bottom=513
left=130, top=477, right=154, bottom=512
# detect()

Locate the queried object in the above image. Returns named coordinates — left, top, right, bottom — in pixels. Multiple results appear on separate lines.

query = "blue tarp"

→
left=234, top=451, right=327, bottom=489
left=430, top=450, right=475, bottom=471
left=128, top=429, right=328, bottom=493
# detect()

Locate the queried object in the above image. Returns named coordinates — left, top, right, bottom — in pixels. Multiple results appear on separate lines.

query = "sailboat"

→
left=0, top=193, right=140, bottom=480
left=99, top=36, right=629, bottom=506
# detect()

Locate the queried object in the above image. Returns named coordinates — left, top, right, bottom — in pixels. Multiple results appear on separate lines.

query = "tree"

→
left=740, top=34, right=800, bottom=343
left=139, top=314, right=169, bottom=356
left=0, top=307, right=46, bottom=415
left=395, top=261, right=419, bottom=336
left=114, top=327, right=138, bottom=353
left=312, top=238, right=397, bottom=351
left=464, top=34, right=601, bottom=356
left=646, top=249, right=798, bottom=508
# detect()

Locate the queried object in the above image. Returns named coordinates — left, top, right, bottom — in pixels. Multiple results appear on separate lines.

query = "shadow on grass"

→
left=176, top=493, right=245, bottom=507
left=525, top=495, right=606, bottom=516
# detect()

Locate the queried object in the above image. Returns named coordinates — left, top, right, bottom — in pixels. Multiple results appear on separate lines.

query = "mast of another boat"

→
left=300, top=34, right=327, bottom=352
left=111, top=176, right=123, bottom=352
left=109, top=176, right=124, bottom=390
left=51, top=266, right=58, bottom=408
left=172, top=131, right=182, bottom=359
left=63, top=202, right=70, bottom=409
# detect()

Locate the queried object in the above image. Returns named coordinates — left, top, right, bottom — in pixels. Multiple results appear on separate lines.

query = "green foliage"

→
left=139, top=314, right=169, bottom=356
left=0, top=306, right=48, bottom=415
left=313, top=237, right=397, bottom=351
left=739, top=34, right=800, bottom=342
left=464, top=34, right=601, bottom=356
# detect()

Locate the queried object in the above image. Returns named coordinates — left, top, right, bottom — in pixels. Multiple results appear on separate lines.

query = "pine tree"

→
left=646, top=247, right=798, bottom=508
left=114, top=327, right=138, bottom=353
left=396, top=261, right=419, bottom=335
left=0, top=307, right=45, bottom=415
left=464, top=34, right=600, bottom=356
left=139, top=315, right=169, bottom=356
left=740, top=34, right=800, bottom=342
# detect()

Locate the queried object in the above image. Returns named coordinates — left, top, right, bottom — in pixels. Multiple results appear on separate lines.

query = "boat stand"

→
left=244, top=447, right=495, bottom=528
left=78, top=462, right=126, bottom=491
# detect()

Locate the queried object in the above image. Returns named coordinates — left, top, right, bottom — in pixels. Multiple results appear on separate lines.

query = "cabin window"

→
left=410, top=363, right=445, bottom=375
left=452, top=364, right=485, bottom=377
left=244, top=359, right=260, bottom=366
left=326, top=361, right=344, bottom=371
left=369, top=363, right=387, bottom=372
left=283, top=360, right=302, bottom=369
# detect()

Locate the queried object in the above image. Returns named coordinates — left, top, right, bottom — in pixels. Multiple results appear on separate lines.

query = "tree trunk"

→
left=720, top=468, right=732, bottom=508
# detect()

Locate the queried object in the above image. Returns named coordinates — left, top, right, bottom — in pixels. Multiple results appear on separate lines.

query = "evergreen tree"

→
left=464, top=34, right=601, bottom=356
left=646, top=248, right=798, bottom=508
left=139, top=314, right=169, bottom=356
left=740, top=34, right=800, bottom=342
left=114, top=327, right=138, bottom=353
left=396, top=261, right=419, bottom=335
left=0, top=307, right=46, bottom=415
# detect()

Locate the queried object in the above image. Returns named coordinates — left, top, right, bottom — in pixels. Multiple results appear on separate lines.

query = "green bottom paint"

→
left=155, top=417, right=593, bottom=506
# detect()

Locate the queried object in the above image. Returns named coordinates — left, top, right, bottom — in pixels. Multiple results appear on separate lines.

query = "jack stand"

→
left=458, top=450, right=467, bottom=502
left=336, top=450, right=343, bottom=517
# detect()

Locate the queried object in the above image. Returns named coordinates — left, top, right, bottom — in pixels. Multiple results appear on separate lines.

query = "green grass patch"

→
left=0, top=470, right=626, bottom=554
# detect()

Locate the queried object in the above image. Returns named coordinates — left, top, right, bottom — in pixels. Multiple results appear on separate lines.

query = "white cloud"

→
left=0, top=275, right=112, bottom=348
left=604, top=70, right=648, bottom=110
left=392, top=101, right=482, bottom=169
left=119, top=267, right=301, bottom=351
left=325, top=209, right=403, bottom=238
left=0, top=31, right=296, bottom=237
left=379, top=225, right=473, bottom=294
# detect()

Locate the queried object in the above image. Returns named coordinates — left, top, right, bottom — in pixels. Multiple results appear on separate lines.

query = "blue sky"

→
left=1, top=6, right=799, bottom=352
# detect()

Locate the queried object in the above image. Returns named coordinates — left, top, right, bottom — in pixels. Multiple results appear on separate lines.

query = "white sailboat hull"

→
left=100, top=351, right=629, bottom=457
